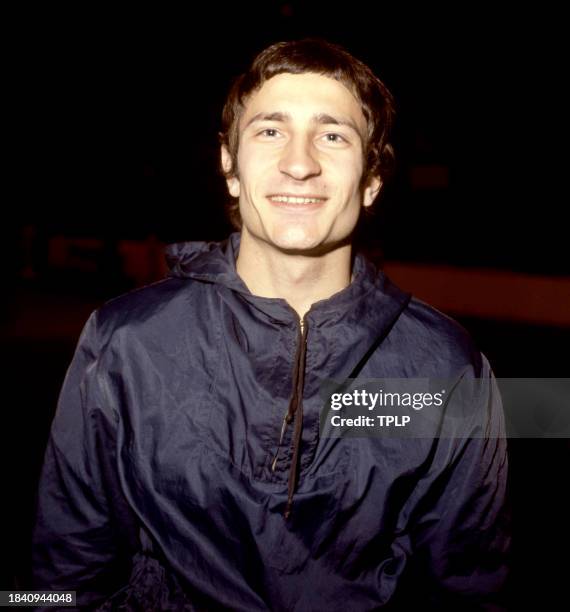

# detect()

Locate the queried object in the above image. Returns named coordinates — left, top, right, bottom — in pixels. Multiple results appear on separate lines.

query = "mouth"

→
left=267, top=194, right=327, bottom=209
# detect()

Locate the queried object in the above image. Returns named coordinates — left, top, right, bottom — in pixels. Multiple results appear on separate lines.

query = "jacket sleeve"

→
left=31, top=310, right=136, bottom=609
left=394, top=355, right=511, bottom=611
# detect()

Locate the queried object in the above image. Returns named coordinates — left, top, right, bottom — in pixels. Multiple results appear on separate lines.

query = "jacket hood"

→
left=165, top=232, right=251, bottom=295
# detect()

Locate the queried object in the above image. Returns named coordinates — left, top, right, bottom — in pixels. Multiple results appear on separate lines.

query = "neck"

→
left=236, top=229, right=353, bottom=319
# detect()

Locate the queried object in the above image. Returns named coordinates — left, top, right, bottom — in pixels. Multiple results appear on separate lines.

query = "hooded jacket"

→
left=32, top=232, right=510, bottom=611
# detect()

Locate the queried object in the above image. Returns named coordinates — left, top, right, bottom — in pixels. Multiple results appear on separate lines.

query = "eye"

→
left=257, top=128, right=280, bottom=138
left=322, top=133, right=347, bottom=144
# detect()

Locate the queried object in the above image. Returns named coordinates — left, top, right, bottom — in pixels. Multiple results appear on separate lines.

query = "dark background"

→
left=2, top=3, right=568, bottom=609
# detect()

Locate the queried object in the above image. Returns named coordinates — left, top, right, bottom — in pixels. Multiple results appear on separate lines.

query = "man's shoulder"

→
left=403, top=295, right=471, bottom=340
left=90, top=275, right=206, bottom=340
left=392, top=292, right=484, bottom=374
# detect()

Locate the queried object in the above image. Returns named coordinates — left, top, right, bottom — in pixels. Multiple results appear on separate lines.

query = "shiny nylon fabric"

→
left=32, top=233, right=510, bottom=610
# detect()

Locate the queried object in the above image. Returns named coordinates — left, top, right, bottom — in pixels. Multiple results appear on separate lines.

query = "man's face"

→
left=222, top=72, right=381, bottom=253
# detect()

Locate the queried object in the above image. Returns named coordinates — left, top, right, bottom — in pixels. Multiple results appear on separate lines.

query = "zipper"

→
left=271, top=314, right=307, bottom=472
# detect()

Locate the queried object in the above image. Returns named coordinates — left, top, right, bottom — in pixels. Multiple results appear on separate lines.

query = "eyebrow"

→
left=244, top=111, right=362, bottom=137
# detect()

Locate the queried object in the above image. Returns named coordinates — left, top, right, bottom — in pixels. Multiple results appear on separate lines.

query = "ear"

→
left=363, top=175, right=382, bottom=208
left=221, top=145, right=240, bottom=198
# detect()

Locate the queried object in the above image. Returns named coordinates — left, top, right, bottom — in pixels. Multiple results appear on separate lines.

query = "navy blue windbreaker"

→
left=32, top=232, right=510, bottom=610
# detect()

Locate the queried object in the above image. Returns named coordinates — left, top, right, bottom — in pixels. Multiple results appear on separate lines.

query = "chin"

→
left=270, top=226, right=322, bottom=252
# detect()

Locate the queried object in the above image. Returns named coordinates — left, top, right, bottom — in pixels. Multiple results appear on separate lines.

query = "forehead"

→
left=240, top=72, right=367, bottom=133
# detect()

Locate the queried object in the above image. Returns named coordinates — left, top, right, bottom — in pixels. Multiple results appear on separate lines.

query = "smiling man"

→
left=32, top=39, right=510, bottom=610
left=224, top=71, right=382, bottom=320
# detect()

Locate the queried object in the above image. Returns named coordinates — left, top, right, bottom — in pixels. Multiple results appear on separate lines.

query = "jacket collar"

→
left=164, top=232, right=411, bottom=330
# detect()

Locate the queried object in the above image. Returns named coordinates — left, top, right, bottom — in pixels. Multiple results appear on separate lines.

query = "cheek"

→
left=238, top=153, right=272, bottom=192
left=239, top=145, right=274, bottom=170
left=329, top=154, right=364, bottom=188
left=334, top=167, right=364, bottom=201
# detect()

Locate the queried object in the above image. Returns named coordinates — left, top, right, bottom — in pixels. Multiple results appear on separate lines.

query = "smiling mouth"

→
left=267, top=195, right=327, bottom=205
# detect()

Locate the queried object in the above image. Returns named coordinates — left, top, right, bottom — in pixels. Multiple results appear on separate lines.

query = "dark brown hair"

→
left=219, top=38, right=396, bottom=229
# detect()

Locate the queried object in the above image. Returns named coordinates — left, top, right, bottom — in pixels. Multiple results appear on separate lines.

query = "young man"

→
left=32, top=39, right=510, bottom=610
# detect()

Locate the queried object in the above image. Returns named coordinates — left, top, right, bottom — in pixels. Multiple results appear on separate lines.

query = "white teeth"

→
left=269, top=196, right=323, bottom=204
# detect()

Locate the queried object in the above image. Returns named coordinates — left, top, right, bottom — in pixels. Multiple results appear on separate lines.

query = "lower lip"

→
left=267, top=197, right=326, bottom=211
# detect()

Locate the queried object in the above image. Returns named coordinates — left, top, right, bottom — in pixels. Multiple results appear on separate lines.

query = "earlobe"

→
left=363, top=176, right=382, bottom=208
left=228, top=177, right=241, bottom=198
left=221, top=145, right=241, bottom=198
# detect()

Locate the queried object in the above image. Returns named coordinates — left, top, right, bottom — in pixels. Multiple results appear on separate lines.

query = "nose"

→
left=278, top=135, right=321, bottom=180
